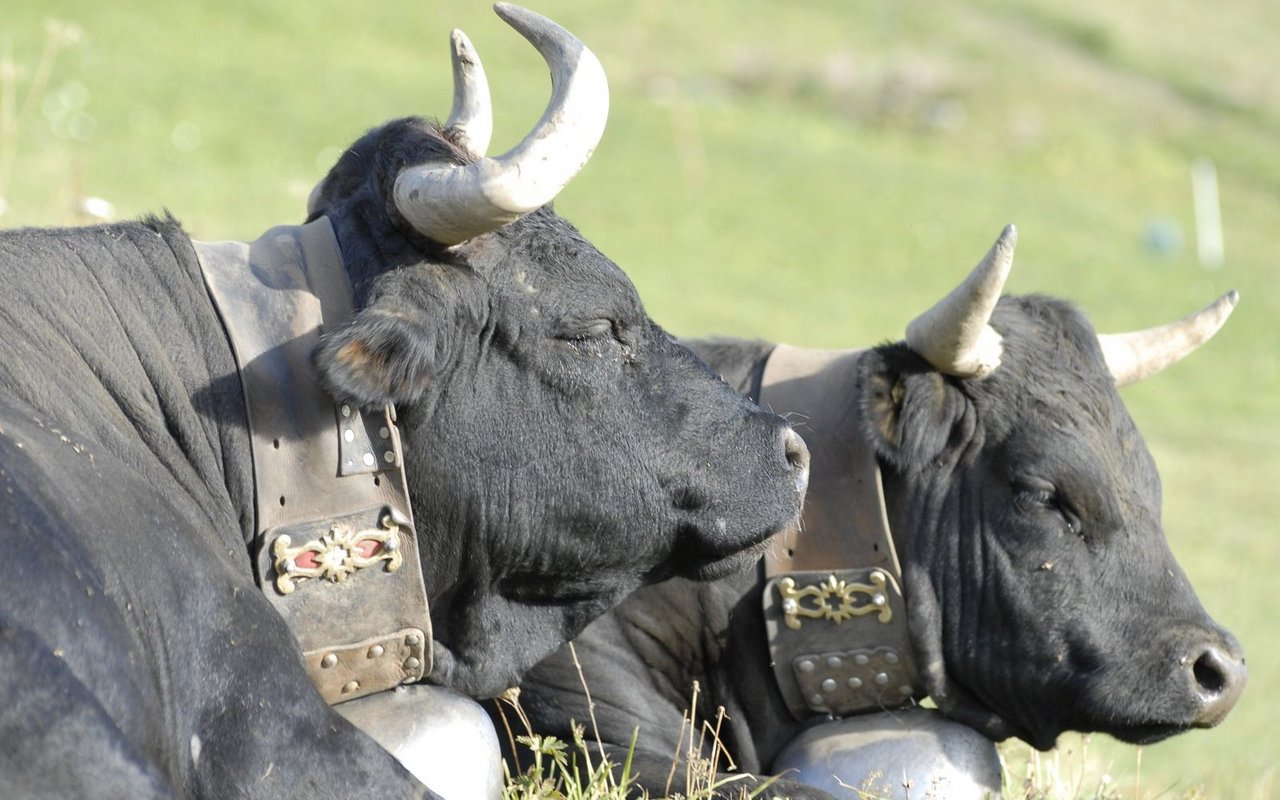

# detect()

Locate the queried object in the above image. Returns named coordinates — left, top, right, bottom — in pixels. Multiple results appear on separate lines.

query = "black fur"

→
left=508, top=298, right=1244, bottom=798
left=0, top=116, right=805, bottom=797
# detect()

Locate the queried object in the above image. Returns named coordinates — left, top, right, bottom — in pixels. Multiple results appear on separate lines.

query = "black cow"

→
left=0, top=7, right=806, bottom=799
left=508, top=227, right=1247, bottom=799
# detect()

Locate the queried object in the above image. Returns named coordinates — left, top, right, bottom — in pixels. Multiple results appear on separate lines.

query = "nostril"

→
left=783, top=428, right=810, bottom=472
left=782, top=427, right=810, bottom=496
left=1193, top=650, right=1227, bottom=695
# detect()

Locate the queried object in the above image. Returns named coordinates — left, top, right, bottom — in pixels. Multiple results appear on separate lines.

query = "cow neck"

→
left=757, top=343, right=925, bottom=720
left=194, top=218, right=433, bottom=706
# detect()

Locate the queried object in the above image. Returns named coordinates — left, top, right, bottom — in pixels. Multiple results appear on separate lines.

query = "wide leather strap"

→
left=759, top=344, right=923, bottom=719
left=195, top=218, right=432, bottom=704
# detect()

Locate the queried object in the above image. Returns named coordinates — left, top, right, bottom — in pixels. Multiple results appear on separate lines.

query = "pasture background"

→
left=3, top=0, right=1276, bottom=796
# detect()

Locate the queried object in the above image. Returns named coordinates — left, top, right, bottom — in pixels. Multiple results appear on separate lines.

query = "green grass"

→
left=4, top=0, right=1278, bottom=796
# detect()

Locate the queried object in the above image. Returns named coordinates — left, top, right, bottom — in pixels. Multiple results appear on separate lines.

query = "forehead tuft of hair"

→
left=309, top=117, right=474, bottom=219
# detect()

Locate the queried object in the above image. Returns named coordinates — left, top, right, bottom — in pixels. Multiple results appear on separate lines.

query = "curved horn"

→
left=1099, top=290, right=1238, bottom=386
left=905, top=224, right=1017, bottom=379
left=394, top=3, right=609, bottom=246
left=443, top=29, right=493, bottom=157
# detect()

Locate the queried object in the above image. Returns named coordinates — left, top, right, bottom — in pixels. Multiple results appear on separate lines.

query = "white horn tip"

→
left=903, top=223, right=1020, bottom=379
left=992, top=224, right=1017, bottom=261
left=492, top=3, right=530, bottom=25
left=1197, top=289, right=1240, bottom=330
left=450, top=29, right=477, bottom=62
left=1208, top=289, right=1240, bottom=327
left=1100, top=289, right=1240, bottom=386
left=985, top=224, right=1018, bottom=275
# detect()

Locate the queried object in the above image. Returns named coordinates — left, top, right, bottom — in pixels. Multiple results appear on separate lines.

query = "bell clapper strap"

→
left=759, top=344, right=924, bottom=719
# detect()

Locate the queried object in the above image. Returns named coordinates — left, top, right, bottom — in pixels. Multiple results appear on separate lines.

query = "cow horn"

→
left=443, top=29, right=493, bottom=157
left=1098, top=290, right=1238, bottom=386
left=905, top=224, right=1016, bottom=379
left=393, top=3, right=609, bottom=246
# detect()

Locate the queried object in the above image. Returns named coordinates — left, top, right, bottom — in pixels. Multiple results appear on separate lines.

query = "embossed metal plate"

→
left=777, top=571, right=892, bottom=629
left=764, top=568, right=921, bottom=717
left=791, top=646, right=917, bottom=714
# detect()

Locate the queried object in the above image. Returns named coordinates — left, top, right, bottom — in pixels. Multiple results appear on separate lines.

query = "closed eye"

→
left=1013, top=481, right=1083, bottom=537
left=556, top=318, right=615, bottom=342
left=1013, top=487, right=1055, bottom=512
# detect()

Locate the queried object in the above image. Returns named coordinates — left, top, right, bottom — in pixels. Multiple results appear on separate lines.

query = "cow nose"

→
left=782, top=427, right=810, bottom=495
left=1186, top=640, right=1247, bottom=727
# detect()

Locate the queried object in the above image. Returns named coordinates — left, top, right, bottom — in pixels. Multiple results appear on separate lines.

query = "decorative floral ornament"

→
left=272, top=513, right=403, bottom=595
left=778, top=571, right=891, bottom=629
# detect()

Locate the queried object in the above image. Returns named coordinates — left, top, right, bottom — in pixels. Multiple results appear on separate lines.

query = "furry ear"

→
left=858, top=346, right=969, bottom=470
left=315, top=297, right=446, bottom=408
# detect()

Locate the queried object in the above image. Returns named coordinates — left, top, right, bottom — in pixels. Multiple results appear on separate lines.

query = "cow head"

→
left=305, top=5, right=809, bottom=697
left=862, top=226, right=1245, bottom=749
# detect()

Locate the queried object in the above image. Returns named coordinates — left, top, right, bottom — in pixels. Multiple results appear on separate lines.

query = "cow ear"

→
left=315, top=297, right=446, bottom=407
left=859, top=346, right=966, bottom=469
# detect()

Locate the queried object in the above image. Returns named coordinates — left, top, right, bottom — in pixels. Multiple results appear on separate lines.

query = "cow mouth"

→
left=676, top=522, right=790, bottom=581
left=1105, top=721, right=1192, bottom=746
left=943, top=688, right=1211, bottom=752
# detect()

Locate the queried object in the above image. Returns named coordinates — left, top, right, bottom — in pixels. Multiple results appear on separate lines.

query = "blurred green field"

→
left=4, top=0, right=1277, bottom=796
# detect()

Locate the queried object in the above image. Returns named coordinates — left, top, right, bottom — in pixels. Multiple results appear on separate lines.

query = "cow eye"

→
left=558, top=319, right=615, bottom=341
left=1015, top=487, right=1053, bottom=509
left=1013, top=486, right=1055, bottom=514
left=1014, top=482, right=1084, bottom=538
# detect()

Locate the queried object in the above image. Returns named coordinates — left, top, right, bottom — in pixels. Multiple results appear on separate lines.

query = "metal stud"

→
left=383, top=450, right=396, bottom=464
left=405, top=657, right=422, bottom=671
left=379, top=427, right=390, bottom=440
left=874, top=672, right=890, bottom=686
left=340, top=404, right=351, bottom=418
left=847, top=677, right=863, bottom=689
left=798, top=659, right=815, bottom=673
left=826, top=655, right=842, bottom=669
left=821, top=678, right=837, bottom=693
left=362, top=453, right=376, bottom=467
left=854, top=653, right=870, bottom=666
left=368, top=645, right=385, bottom=659
left=320, top=653, right=338, bottom=668
left=341, top=680, right=360, bottom=694
left=885, top=651, right=900, bottom=665
left=406, top=633, right=420, bottom=646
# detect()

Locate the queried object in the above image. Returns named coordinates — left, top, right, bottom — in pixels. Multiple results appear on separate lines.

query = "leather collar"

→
left=758, top=344, right=924, bottom=720
left=195, top=218, right=432, bottom=705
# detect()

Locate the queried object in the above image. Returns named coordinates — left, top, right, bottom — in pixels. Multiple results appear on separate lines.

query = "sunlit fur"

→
left=306, top=116, right=806, bottom=697
left=508, top=298, right=1244, bottom=798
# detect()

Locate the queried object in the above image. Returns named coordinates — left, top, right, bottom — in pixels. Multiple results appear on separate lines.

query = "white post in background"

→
left=1191, top=157, right=1224, bottom=269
